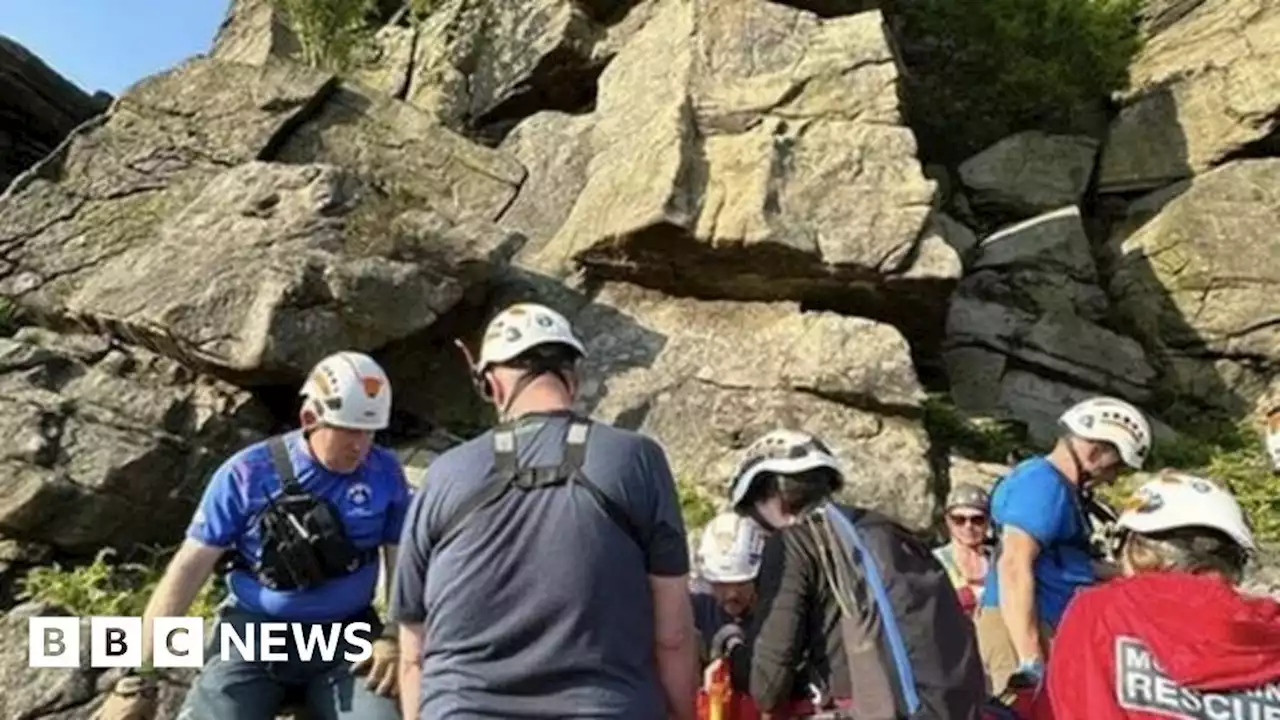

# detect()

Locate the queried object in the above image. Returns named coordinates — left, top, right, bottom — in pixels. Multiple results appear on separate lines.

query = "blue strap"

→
left=823, top=503, right=922, bottom=714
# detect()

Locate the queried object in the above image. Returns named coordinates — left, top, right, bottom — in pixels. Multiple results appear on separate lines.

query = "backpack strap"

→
left=431, top=418, right=645, bottom=554
left=823, top=504, right=923, bottom=715
left=560, top=420, right=644, bottom=551
left=431, top=427, right=521, bottom=549
left=266, top=435, right=303, bottom=495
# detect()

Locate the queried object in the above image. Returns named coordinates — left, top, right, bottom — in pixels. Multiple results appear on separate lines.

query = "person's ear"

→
left=299, top=404, right=319, bottom=431
left=484, top=369, right=503, bottom=407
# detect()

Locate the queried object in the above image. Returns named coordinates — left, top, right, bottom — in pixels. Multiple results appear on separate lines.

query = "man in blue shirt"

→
left=390, top=302, right=699, bottom=720
left=975, top=396, right=1152, bottom=694
left=95, top=351, right=410, bottom=720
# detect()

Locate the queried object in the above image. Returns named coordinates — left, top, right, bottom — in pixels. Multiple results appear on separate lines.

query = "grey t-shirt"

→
left=390, top=411, right=690, bottom=719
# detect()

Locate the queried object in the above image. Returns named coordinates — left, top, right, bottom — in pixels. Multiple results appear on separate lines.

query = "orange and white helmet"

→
left=299, top=351, right=392, bottom=431
left=1059, top=396, right=1152, bottom=470
left=1118, top=472, right=1256, bottom=554
left=476, top=303, right=586, bottom=372
left=697, top=512, right=766, bottom=584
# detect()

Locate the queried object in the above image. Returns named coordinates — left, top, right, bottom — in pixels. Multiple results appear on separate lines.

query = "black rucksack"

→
left=815, top=503, right=988, bottom=719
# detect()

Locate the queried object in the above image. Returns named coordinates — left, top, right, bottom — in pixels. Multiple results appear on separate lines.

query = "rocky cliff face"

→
left=0, top=36, right=109, bottom=193
left=0, top=0, right=1277, bottom=714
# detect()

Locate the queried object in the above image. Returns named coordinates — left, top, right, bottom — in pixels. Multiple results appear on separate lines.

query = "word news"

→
left=28, top=616, right=375, bottom=668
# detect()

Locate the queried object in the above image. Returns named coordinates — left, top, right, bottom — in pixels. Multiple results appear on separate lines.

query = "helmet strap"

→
left=1064, top=435, right=1093, bottom=488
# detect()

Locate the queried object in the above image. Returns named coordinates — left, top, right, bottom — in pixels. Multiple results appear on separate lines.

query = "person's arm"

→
left=1036, top=592, right=1118, bottom=720
left=398, top=622, right=424, bottom=720
left=639, top=438, right=697, bottom=720
left=652, top=577, right=699, bottom=720
left=998, top=526, right=1044, bottom=664
left=745, top=532, right=809, bottom=711
left=139, top=540, right=225, bottom=666
left=388, top=485, right=433, bottom=720
left=380, top=463, right=412, bottom=612
left=140, top=460, right=249, bottom=666
left=993, top=473, right=1069, bottom=666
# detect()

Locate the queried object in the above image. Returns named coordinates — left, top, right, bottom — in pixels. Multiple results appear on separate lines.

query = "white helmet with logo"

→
left=728, top=429, right=843, bottom=509
left=1118, top=472, right=1256, bottom=554
left=1059, top=396, right=1152, bottom=470
left=299, top=351, right=391, bottom=431
left=476, top=303, right=586, bottom=372
left=697, top=512, right=766, bottom=583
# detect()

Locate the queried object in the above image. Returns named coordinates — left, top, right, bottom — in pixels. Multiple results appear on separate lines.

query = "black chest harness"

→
left=225, top=435, right=378, bottom=592
left=430, top=416, right=645, bottom=555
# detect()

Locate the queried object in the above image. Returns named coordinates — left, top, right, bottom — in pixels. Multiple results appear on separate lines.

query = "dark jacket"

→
left=733, top=504, right=987, bottom=719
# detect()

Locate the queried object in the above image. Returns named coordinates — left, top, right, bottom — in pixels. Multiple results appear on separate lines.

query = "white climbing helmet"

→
left=1059, top=396, right=1152, bottom=470
left=697, top=512, right=767, bottom=584
left=1265, top=407, right=1280, bottom=474
left=476, top=303, right=586, bottom=372
left=728, top=429, right=843, bottom=509
left=1118, top=472, right=1256, bottom=554
left=299, top=351, right=392, bottom=431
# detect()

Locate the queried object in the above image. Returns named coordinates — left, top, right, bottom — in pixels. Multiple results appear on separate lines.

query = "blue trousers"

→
left=178, top=608, right=399, bottom=720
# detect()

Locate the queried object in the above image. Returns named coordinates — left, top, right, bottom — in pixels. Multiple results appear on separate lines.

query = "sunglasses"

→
left=948, top=513, right=987, bottom=527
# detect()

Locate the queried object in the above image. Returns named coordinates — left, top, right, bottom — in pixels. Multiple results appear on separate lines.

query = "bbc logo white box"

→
left=90, top=616, right=142, bottom=668
left=28, top=617, right=81, bottom=668
left=154, top=617, right=205, bottom=668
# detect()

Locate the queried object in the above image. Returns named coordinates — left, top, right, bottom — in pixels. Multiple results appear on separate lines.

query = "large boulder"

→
left=407, top=0, right=604, bottom=139
left=517, top=0, right=951, bottom=318
left=497, top=112, right=595, bottom=263
left=0, top=36, right=108, bottom=191
left=0, top=56, right=524, bottom=382
left=63, top=162, right=519, bottom=380
left=0, top=607, right=98, bottom=719
left=209, top=0, right=301, bottom=66
left=0, top=327, right=271, bottom=553
left=957, top=131, right=1099, bottom=218
left=1110, top=159, right=1280, bottom=417
left=944, top=207, right=1157, bottom=444
left=273, top=84, right=525, bottom=223
left=565, top=282, right=938, bottom=530
left=1098, top=0, right=1280, bottom=194
left=0, top=603, right=199, bottom=719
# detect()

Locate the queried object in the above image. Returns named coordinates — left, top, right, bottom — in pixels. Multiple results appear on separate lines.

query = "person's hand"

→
left=710, top=623, right=744, bottom=660
left=351, top=636, right=399, bottom=697
left=1008, top=658, right=1045, bottom=695
left=93, top=674, right=158, bottom=720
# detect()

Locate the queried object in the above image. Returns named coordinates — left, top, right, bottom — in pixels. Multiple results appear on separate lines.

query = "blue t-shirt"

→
left=390, top=412, right=690, bottom=719
left=980, top=457, right=1095, bottom=628
left=186, top=430, right=411, bottom=622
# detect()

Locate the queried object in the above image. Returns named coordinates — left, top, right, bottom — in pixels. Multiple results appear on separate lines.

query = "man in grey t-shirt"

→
left=390, top=302, right=699, bottom=720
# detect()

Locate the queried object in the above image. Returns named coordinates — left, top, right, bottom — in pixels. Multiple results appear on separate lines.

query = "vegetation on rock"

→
left=18, top=547, right=224, bottom=619
left=894, top=0, right=1145, bottom=162
left=678, top=477, right=720, bottom=533
left=270, top=0, right=376, bottom=71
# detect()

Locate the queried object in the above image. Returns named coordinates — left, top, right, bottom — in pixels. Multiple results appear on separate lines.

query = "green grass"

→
left=18, top=546, right=224, bottom=619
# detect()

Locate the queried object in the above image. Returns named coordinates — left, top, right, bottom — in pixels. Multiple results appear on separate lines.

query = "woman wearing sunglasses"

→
left=934, top=484, right=993, bottom=615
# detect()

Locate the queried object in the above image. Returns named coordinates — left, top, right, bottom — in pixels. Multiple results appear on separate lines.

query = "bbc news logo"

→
left=29, top=617, right=375, bottom=668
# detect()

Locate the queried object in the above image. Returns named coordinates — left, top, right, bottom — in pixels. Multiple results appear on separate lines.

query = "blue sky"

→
left=1, top=1, right=232, bottom=95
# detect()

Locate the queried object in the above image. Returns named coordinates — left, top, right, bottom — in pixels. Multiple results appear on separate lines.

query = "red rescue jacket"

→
left=1034, top=572, right=1280, bottom=720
